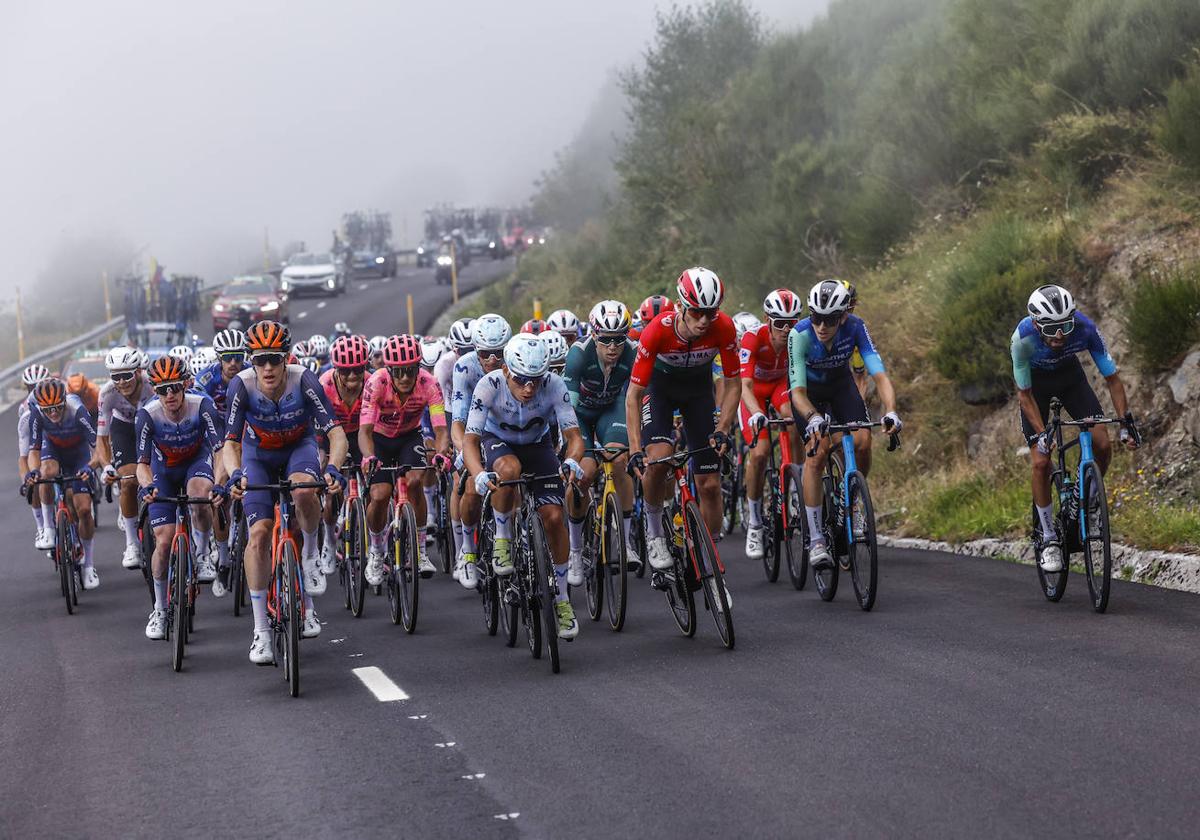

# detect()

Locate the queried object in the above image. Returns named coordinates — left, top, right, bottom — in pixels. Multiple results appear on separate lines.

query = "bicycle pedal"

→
left=838, top=557, right=851, bottom=571
left=650, top=572, right=668, bottom=591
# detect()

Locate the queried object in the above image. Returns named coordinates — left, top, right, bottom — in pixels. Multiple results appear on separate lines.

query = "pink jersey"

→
left=361, top=368, right=446, bottom=438
left=318, top=368, right=363, bottom=434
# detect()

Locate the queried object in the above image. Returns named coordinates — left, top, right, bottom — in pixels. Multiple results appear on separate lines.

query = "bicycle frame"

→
left=649, top=447, right=725, bottom=578
left=1046, top=399, right=1125, bottom=547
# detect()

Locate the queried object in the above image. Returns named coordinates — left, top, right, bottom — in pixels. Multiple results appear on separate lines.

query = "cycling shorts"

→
left=242, top=439, right=323, bottom=526
left=368, top=430, right=426, bottom=487
left=148, top=456, right=215, bottom=528
left=640, top=372, right=720, bottom=474
left=319, top=429, right=363, bottom=467
left=797, top=374, right=870, bottom=429
left=576, top=401, right=629, bottom=451
left=41, top=443, right=93, bottom=494
left=1018, top=357, right=1103, bottom=444
left=109, top=417, right=137, bottom=469
left=738, top=379, right=791, bottom=445
left=480, top=433, right=564, bottom=508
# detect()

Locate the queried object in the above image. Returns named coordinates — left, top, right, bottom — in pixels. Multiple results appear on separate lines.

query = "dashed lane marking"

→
left=352, top=666, right=410, bottom=702
left=316, top=301, right=326, bottom=309
left=494, top=814, right=520, bottom=821
left=297, top=311, right=308, bottom=319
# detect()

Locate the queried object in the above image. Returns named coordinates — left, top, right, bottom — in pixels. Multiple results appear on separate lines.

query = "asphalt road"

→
left=3, top=261, right=1199, bottom=838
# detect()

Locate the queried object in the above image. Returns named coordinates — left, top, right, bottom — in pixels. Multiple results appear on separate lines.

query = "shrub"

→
left=1123, top=267, right=1200, bottom=371
left=1158, top=58, right=1200, bottom=171
left=1035, top=112, right=1146, bottom=191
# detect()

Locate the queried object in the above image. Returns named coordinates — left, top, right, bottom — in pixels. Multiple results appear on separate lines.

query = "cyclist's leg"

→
left=678, top=386, right=723, bottom=536
left=520, top=440, right=571, bottom=595
left=741, top=380, right=775, bottom=529
left=1020, top=375, right=1056, bottom=531
left=186, top=458, right=216, bottom=577
left=640, top=383, right=677, bottom=541
left=283, top=438, right=323, bottom=558
left=566, top=411, right=597, bottom=558
left=110, top=419, right=140, bottom=543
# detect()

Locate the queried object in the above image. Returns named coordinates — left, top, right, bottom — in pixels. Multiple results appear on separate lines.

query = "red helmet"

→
left=676, top=267, right=724, bottom=309
left=148, top=356, right=188, bottom=385
left=638, top=294, right=675, bottom=323
left=520, top=318, right=547, bottom=335
left=382, top=334, right=422, bottom=367
left=330, top=335, right=370, bottom=369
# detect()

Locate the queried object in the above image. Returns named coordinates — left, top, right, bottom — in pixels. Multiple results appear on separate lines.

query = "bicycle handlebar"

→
left=241, top=480, right=328, bottom=492
left=585, top=446, right=629, bottom=463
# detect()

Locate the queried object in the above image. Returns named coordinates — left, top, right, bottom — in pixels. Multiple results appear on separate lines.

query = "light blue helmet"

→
left=471, top=313, right=512, bottom=351
left=504, top=334, right=550, bottom=377
left=537, top=329, right=569, bottom=365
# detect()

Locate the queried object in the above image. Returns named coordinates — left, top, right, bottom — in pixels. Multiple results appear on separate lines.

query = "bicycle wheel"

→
left=602, top=490, right=628, bottom=631
left=1034, top=474, right=1069, bottom=602
left=139, top=509, right=157, bottom=607
left=338, top=500, right=353, bottom=611
left=350, top=496, right=368, bottom=617
left=397, top=503, right=419, bottom=633
left=632, top=494, right=648, bottom=579
left=762, top=472, right=781, bottom=582
left=582, top=500, right=603, bottom=622
left=280, top=541, right=301, bottom=697
left=476, top=506, right=499, bottom=636
left=813, top=464, right=840, bottom=602
left=171, top=533, right=188, bottom=672
left=56, top=512, right=74, bottom=615
left=662, top=508, right=696, bottom=637
left=229, top=502, right=247, bottom=616
left=685, top=500, right=733, bottom=649
left=530, top=512, right=560, bottom=674
left=501, top=573, right=518, bottom=647
left=782, top=465, right=808, bottom=590
left=1081, top=463, right=1112, bottom=613
left=846, top=472, right=879, bottom=611
left=436, top=471, right=452, bottom=574
left=721, top=458, right=739, bottom=537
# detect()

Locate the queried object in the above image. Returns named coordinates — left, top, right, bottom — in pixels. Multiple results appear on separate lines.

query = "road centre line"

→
left=352, top=666, right=410, bottom=701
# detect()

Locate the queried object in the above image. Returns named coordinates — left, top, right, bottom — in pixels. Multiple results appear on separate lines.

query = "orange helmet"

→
left=149, top=355, right=188, bottom=386
left=245, top=320, right=291, bottom=353
left=34, top=379, right=66, bottom=409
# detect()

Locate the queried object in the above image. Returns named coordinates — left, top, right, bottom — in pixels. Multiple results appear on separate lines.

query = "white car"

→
left=280, top=252, right=347, bottom=298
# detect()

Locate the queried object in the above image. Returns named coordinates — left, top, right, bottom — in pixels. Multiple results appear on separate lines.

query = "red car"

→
left=211, top=275, right=289, bottom=331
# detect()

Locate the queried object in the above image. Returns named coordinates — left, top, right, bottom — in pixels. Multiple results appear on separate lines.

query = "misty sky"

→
left=1, top=0, right=829, bottom=290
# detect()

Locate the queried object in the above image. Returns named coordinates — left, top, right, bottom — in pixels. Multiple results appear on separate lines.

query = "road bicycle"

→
left=371, top=462, right=443, bottom=633
left=801, top=420, right=899, bottom=611
left=1032, top=397, right=1139, bottom=613
left=578, top=446, right=630, bottom=631
left=747, top=413, right=804, bottom=585
left=335, top=462, right=368, bottom=617
left=429, top=465, right=453, bottom=574
left=242, top=478, right=326, bottom=697
left=141, top=494, right=213, bottom=672
left=646, top=447, right=733, bottom=649
left=106, top=474, right=157, bottom=605
left=28, top=474, right=88, bottom=615
left=477, top=473, right=567, bottom=674
left=224, top=498, right=249, bottom=616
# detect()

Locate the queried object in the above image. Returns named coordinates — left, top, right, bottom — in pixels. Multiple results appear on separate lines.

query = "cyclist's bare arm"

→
left=221, top=439, right=243, bottom=480
left=561, top=426, right=585, bottom=466
left=624, top=382, right=646, bottom=453
left=358, top=422, right=376, bottom=461
left=1105, top=371, right=1130, bottom=418
left=1017, top=388, right=1044, bottom=436
left=464, top=432, right=485, bottom=477
left=716, top=376, right=740, bottom=434
left=871, top=370, right=898, bottom=416
left=325, top=425, right=348, bottom=476
left=740, top=378, right=765, bottom=417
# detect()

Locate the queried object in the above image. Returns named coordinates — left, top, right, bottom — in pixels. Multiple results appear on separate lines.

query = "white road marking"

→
left=407, top=714, right=428, bottom=720
left=382, top=276, right=391, bottom=283
left=434, top=742, right=456, bottom=748
left=297, top=311, right=308, bottom=319
left=316, top=301, right=326, bottom=309
left=352, top=666, right=410, bottom=701
left=461, top=773, right=486, bottom=780
left=494, top=813, right=520, bottom=821
left=357, top=283, right=368, bottom=291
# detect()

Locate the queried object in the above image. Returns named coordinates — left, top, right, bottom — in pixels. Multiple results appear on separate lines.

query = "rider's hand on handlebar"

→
left=561, top=458, right=584, bottom=483
left=361, top=455, right=380, bottom=479
left=325, top=464, right=346, bottom=494
left=882, top=411, right=903, bottom=434
left=1119, top=412, right=1141, bottom=449
left=137, top=484, right=157, bottom=503
left=709, top=430, right=732, bottom=455
left=23, top=469, right=40, bottom=486
left=747, top=412, right=767, bottom=435
left=226, top=469, right=246, bottom=501
left=474, top=471, right=498, bottom=497
left=1033, top=430, right=1052, bottom=457
left=804, top=413, right=829, bottom=442
left=626, top=451, right=645, bottom=479
left=100, top=464, right=120, bottom=485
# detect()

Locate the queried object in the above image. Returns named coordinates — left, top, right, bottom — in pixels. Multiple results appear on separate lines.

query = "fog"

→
left=0, top=0, right=828, bottom=295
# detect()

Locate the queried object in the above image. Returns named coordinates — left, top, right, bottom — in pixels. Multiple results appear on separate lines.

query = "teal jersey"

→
left=563, top=336, right=636, bottom=412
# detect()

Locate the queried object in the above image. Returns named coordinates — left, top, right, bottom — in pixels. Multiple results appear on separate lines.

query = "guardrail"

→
left=0, top=316, right=124, bottom=405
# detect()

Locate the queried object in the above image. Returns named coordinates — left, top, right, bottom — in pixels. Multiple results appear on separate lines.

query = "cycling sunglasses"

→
left=478, top=349, right=503, bottom=361
left=251, top=352, right=286, bottom=367
left=685, top=307, right=720, bottom=321
left=388, top=364, right=420, bottom=379
left=338, top=364, right=368, bottom=376
left=595, top=334, right=627, bottom=346
left=810, top=312, right=844, bottom=328
left=1038, top=318, right=1075, bottom=339
left=219, top=352, right=246, bottom=363
left=510, top=372, right=545, bottom=388
left=154, top=382, right=186, bottom=396
left=110, top=371, right=138, bottom=383
left=770, top=318, right=798, bottom=330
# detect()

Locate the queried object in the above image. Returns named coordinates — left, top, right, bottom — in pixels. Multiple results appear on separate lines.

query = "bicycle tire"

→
left=229, top=502, right=247, bottom=616
left=846, top=472, right=879, bottom=611
left=478, top=506, right=499, bottom=636
left=57, top=511, right=74, bottom=615
left=351, top=496, right=368, bottom=617
left=663, top=507, right=696, bottom=637
left=436, top=471, right=452, bottom=574
left=632, top=494, right=648, bottom=579
left=1034, top=473, right=1069, bottom=602
left=1081, top=463, right=1112, bottom=613
left=813, top=463, right=840, bottom=602
left=685, top=499, right=733, bottom=649
left=338, top=499, right=353, bottom=611
left=281, top=541, right=301, bottom=696
left=530, top=512, right=560, bottom=674
left=398, top=503, right=420, bottom=633
left=139, top=509, right=157, bottom=607
left=602, top=489, right=627, bottom=631
left=171, top=533, right=188, bottom=672
left=582, top=500, right=603, bottom=622
left=782, top=465, right=808, bottom=590
left=762, top=471, right=781, bottom=582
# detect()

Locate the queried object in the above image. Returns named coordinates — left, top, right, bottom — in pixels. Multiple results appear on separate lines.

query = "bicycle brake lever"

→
left=887, top=432, right=901, bottom=453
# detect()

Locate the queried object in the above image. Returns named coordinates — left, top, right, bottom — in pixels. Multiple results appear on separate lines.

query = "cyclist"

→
left=359, top=335, right=451, bottom=585
left=520, top=318, right=547, bottom=335
left=368, top=335, right=387, bottom=371
left=94, top=346, right=157, bottom=572
left=329, top=322, right=352, bottom=344
left=563, top=300, right=641, bottom=580
left=546, top=309, right=581, bottom=347
left=721, top=311, right=764, bottom=407
left=465, top=334, right=584, bottom=640
left=308, top=334, right=331, bottom=374
left=223, top=321, right=348, bottom=664
left=788, top=279, right=902, bottom=571
left=538, top=330, right=570, bottom=376
left=17, top=364, right=51, bottom=547
left=629, top=294, right=674, bottom=343
left=317, top=334, right=370, bottom=576
left=1013, top=284, right=1138, bottom=572
left=168, top=345, right=194, bottom=367
left=437, top=319, right=472, bottom=563
left=450, top=314, right=511, bottom=587
left=740, top=289, right=804, bottom=560
left=65, top=371, right=101, bottom=425
left=25, top=379, right=100, bottom=588
left=626, top=268, right=741, bottom=574
left=135, top=357, right=224, bottom=640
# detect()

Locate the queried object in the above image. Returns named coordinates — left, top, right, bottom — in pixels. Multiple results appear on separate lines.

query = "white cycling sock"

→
left=153, top=578, right=166, bottom=611
left=304, top=593, right=313, bottom=612
left=123, top=515, right=139, bottom=547
left=301, top=528, right=319, bottom=560
left=645, top=503, right=664, bottom=539
left=554, top=564, right=569, bottom=602
left=193, top=528, right=211, bottom=560
left=249, top=588, right=269, bottom=632
left=494, top=511, right=512, bottom=540
left=1036, top=504, right=1056, bottom=539
left=567, top=515, right=584, bottom=552
left=323, top=520, right=336, bottom=547
left=748, top=498, right=763, bottom=528
left=622, top=511, right=634, bottom=550
left=369, top=526, right=386, bottom=553
left=805, top=506, right=823, bottom=547
left=217, top=538, right=231, bottom=569
left=462, top=524, right=478, bottom=553
left=451, top=518, right=463, bottom=553
left=423, top=487, right=437, bottom=524
left=31, top=506, right=43, bottom=530
left=41, top=503, right=54, bottom=527
left=82, top=537, right=95, bottom=569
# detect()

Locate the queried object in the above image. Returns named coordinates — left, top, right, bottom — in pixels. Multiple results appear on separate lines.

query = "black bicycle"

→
left=27, top=475, right=88, bottom=615
left=141, top=495, right=213, bottom=672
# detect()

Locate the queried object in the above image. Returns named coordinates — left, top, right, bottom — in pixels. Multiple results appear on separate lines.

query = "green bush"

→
left=1123, top=268, right=1200, bottom=371
left=907, top=465, right=1029, bottom=542
left=1036, top=112, right=1146, bottom=190
left=943, top=216, right=1036, bottom=300
left=1159, top=58, right=1200, bottom=171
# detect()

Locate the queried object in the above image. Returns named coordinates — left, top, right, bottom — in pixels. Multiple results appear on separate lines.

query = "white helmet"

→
left=1027, top=285, right=1076, bottom=324
left=676, top=266, right=724, bottom=309
left=368, top=335, right=387, bottom=357
left=763, top=288, right=803, bottom=319
left=299, top=356, right=320, bottom=374
left=212, top=328, right=246, bottom=354
left=807, top=280, right=852, bottom=316
left=732, top=311, right=763, bottom=340
left=191, top=347, right=218, bottom=375
left=538, top=329, right=569, bottom=366
left=589, top=300, right=632, bottom=334
left=168, top=344, right=194, bottom=363
left=546, top=309, right=580, bottom=336
left=471, top=313, right=512, bottom=351
left=308, top=334, right=329, bottom=358
left=504, top=334, right=550, bottom=377
left=448, top=318, right=474, bottom=351
left=22, top=363, right=50, bottom=386
left=420, top=337, right=445, bottom=368
left=106, top=345, right=143, bottom=372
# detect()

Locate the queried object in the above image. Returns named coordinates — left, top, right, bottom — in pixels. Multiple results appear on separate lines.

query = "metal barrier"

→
left=0, top=317, right=123, bottom=400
